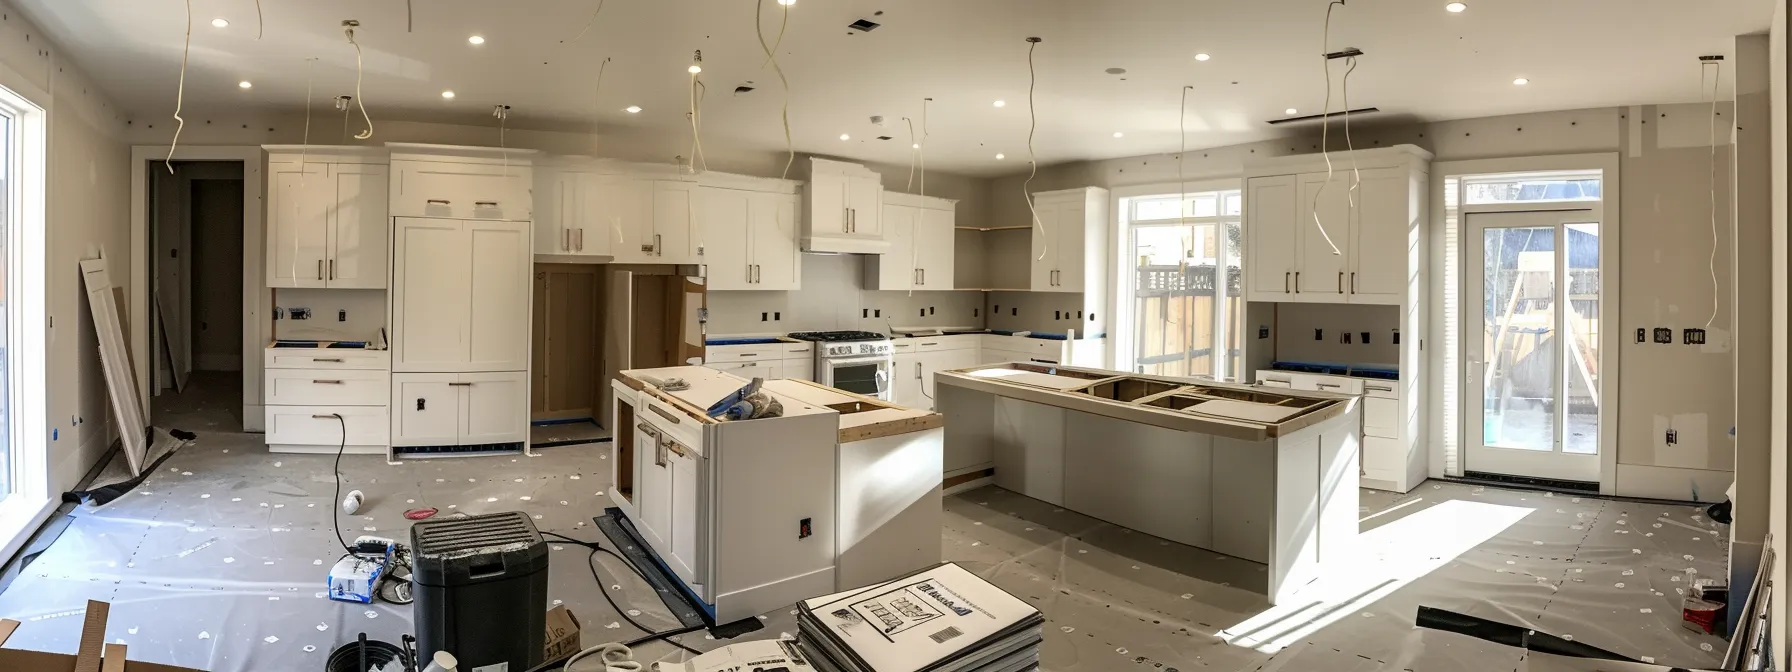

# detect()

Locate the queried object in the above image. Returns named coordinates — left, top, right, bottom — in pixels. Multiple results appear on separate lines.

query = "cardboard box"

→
left=544, top=605, right=582, bottom=662
left=0, top=600, right=208, bottom=671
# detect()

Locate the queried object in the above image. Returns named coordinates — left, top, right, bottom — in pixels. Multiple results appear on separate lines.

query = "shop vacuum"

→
left=411, top=511, right=550, bottom=671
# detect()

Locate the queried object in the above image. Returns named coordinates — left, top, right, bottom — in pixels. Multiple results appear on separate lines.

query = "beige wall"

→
left=0, top=0, right=136, bottom=493
left=984, top=104, right=1746, bottom=500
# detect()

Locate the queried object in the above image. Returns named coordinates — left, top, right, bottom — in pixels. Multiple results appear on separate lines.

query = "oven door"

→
left=822, top=355, right=893, bottom=400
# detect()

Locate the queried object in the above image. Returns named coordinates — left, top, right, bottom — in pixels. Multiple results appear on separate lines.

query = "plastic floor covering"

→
left=0, top=379, right=1733, bottom=671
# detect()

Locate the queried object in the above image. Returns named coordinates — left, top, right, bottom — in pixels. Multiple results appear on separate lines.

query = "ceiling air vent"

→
left=1267, top=107, right=1380, bottom=125
left=848, top=18, right=880, bottom=32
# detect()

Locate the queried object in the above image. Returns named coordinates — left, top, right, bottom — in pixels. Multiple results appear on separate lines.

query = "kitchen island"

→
left=608, top=366, right=942, bottom=623
left=935, top=362, right=1361, bottom=604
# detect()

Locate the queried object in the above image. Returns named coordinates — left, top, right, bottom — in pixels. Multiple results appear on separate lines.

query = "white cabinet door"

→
left=845, top=175, right=882, bottom=236
left=465, top=220, right=532, bottom=372
left=267, top=163, right=330, bottom=288
left=1349, top=167, right=1410, bottom=304
left=392, top=218, right=472, bottom=372
left=393, top=160, right=531, bottom=220
left=654, top=181, right=700, bottom=263
left=572, top=173, right=611, bottom=257
left=1297, top=172, right=1353, bottom=298
left=1053, top=200, right=1086, bottom=293
left=666, top=444, right=704, bottom=585
left=1246, top=175, right=1300, bottom=301
left=1028, top=202, right=1059, bottom=291
left=916, top=207, right=956, bottom=289
left=326, top=163, right=389, bottom=289
left=807, top=172, right=850, bottom=236
left=599, top=177, right=656, bottom=263
left=707, top=359, right=780, bottom=380
left=535, top=171, right=575, bottom=254
left=872, top=204, right=918, bottom=291
left=459, top=371, right=529, bottom=444
left=751, top=193, right=802, bottom=291
left=392, top=373, right=461, bottom=447
left=783, top=357, right=814, bottom=382
left=698, top=187, right=753, bottom=290
left=893, top=351, right=924, bottom=408
left=635, top=427, right=673, bottom=552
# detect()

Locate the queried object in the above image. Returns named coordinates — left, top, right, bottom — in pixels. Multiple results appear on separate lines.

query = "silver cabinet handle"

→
left=312, top=414, right=337, bottom=419
left=746, top=265, right=754, bottom=283
left=313, top=379, right=343, bottom=385
left=920, top=268, right=926, bottom=285
left=313, top=358, right=344, bottom=363
left=475, top=201, right=498, bottom=207
left=317, top=260, right=323, bottom=280
left=1295, top=271, right=1301, bottom=292
left=649, top=405, right=682, bottom=424
left=1367, top=385, right=1394, bottom=392
left=655, top=234, right=663, bottom=256
left=448, top=382, right=473, bottom=387
left=578, top=229, right=585, bottom=251
left=1285, top=271, right=1291, bottom=293
left=1316, top=383, right=1343, bottom=390
left=916, top=362, right=922, bottom=378
left=1338, top=272, right=1344, bottom=294
left=636, top=422, right=659, bottom=439
left=738, top=353, right=758, bottom=358
left=655, top=440, right=668, bottom=467
left=329, top=259, right=335, bottom=280
left=564, top=229, right=571, bottom=251
left=427, top=199, right=450, bottom=205
left=754, top=264, right=761, bottom=283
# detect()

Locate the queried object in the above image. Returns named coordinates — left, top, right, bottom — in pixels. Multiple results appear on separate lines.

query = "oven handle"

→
left=826, top=354, right=895, bottom=367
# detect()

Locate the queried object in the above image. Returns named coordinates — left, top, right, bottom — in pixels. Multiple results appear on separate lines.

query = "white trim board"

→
left=128, top=146, right=266, bottom=430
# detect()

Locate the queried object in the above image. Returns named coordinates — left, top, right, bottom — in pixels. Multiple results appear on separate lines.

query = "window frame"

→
left=1112, top=179, right=1245, bottom=380
left=0, top=68, right=50, bottom=566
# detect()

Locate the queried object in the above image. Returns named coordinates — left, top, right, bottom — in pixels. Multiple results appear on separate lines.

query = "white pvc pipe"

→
left=420, top=651, right=457, bottom=672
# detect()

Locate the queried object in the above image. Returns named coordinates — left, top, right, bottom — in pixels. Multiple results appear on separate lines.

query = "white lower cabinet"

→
left=265, top=405, right=389, bottom=449
left=391, top=371, right=529, bottom=448
left=1257, top=369, right=1414, bottom=492
left=263, top=347, right=390, bottom=454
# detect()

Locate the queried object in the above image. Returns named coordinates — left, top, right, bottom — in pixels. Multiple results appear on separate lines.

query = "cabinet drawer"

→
left=1260, top=379, right=1292, bottom=389
left=265, top=406, right=390, bottom=446
left=780, top=342, right=814, bottom=359
left=1362, top=435, right=1402, bottom=473
left=1362, top=380, right=1400, bottom=399
left=915, top=335, right=975, bottom=353
left=265, top=369, right=389, bottom=406
left=265, top=349, right=390, bottom=370
left=393, top=161, right=532, bottom=220
left=706, top=359, right=781, bottom=380
left=641, top=396, right=703, bottom=458
left=706, top=343, right=785, bottom=363
left=1363, top=396, right=1400, bottom=435
left=1305, top=375, right=1364, bottom=395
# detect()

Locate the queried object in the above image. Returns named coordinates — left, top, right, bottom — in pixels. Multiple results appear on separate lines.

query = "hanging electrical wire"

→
left=570, top=0, right=609, bottom=42
left=337, top=95, right=352, bottom=143
left=688, top=50, right=709, bottom=173
left=1309, top=1, right=1345, bottom=257
left=343, top=21, right=374, bottom=140
left=592, top=56, right=612, bottom=151
left=495, top=105, right=511, bottom=176
left=1165, top=84, right=1192, bottom=327
left=406, top=0, right=413, bottom=32
left=1703, top=58, right=1724, bottom=330
left=903, top=117, right=917, bottom=190
left=299, top=58, right=317, bottom=171
left=755, top=0, right=795, bottom=179
left=1023, top=37, right=1046, bottom=261
left=165, top=0, right=192, bottom=173
left=1341, top=56, right=1361, bottom=208
left=255, top=0, right=264, bottom=40
left=919, top=98, right=930, bottom=197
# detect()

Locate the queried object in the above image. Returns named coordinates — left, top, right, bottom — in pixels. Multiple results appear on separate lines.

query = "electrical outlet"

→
left=1666, top=429, right=1678, bottom=445
left=761, top=312, right=768, bottom=322
left=1393, top=329, right=1400, bottom=345
left=919, top=308, right=926, bottom=318
left=1259, top=325, right=1270, bottom=339
left=875, top=309, right=882, bottom=318
left=1315, top=329, right=1323, bottom=341
left=1341, top=332, right=1352, bottom=344
left=799, top=517, right=813, bottom=539
left=862, top=309, right=869, bottom=318
left=338, top=309, right=347, bottom=322
left=1684, top=328, right=1706, bottom=345
left=929, top=307, right=936, bottom=315
left=1055, top=311, right=1062, bottom=320
left=1360, top=331, right=1371, bottom=344
left=1636, top=328, right=1646, bottom=343
left=974, top=308, right=980, bottom=318
left=1653, top=328, right=1673, bottom=344
left=1011, top=307, right=1017, bottom=316
left=291, top=307, right=311, bottom=320
left=774, top=312, right=781, bottom=321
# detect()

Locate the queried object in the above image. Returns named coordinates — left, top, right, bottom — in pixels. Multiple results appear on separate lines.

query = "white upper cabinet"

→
left=602, top=176, right=659, bottom=264
left=865, top=193, right=956, bottom=291
left=702, top=183, right=803, bottom=291
left=802, top=158, right=888, bottom=254
left=265, top=149, right=389, bottom=289
left=391, top=153, right=534, bottom=221
left=1028, top=188, right=1108, bottom=295
left=654, top=181, right=701, bottom=264
left=534, top=170, right=611, bottom=258
left=1243, top=146, right=1431, bottom=306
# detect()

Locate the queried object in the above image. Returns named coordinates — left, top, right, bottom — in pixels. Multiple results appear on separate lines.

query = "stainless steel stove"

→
left=788, top=331, right=894, bottom=399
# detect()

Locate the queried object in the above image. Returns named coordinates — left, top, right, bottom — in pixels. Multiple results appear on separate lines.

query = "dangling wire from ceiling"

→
left=494, top=105, right=511, bottom=176
left=343, top=21, right=374, bottom=140
left=336, top=95, right=352, bottom=143
left=1341, top=55, right=1361, bottom=208
left=570, top=0, right=609, bottom=42
left=592, top=56, right=611, bottom=151
left=1309, top=0, right=1345, bottom=257
left=755, top=0, right=795, bottom=179
left=255, top=0, right=264, bottom=40
left=903, top=117, right=917, bottom=191
left=1165, top=84, right=1192, bottom=327
left=1703, top=58, right=1724, bottom=330
left=1023, top=37, right=1046, bottom=262
left=919, top=98, right=930, bottom=197
left=406, top=0, right=413, bottom=33
left=299, top=58, right=318, bottom=171
left=688, top=50, right=708, bottom=174
left=165, top=0, right=192, bottom=173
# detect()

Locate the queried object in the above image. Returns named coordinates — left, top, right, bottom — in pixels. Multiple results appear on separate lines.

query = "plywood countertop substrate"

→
left=765, top=379, right=943, bottom=442
left=619, top=367, right=936, bottom=440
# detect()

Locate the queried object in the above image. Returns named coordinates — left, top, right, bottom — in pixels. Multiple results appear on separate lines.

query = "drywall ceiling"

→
left=11, top=0, right=1774, bottom=176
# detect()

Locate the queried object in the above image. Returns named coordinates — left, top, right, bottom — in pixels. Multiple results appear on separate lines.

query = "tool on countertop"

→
left=706, top=377, right=783, bottom=420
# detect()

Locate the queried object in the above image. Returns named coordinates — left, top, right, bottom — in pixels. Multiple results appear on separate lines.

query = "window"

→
left=0, top=74, right=46, bottom=562
left=1119, top=188, right=1244, bottom=379
left=1463, top=171, right=1602, bottom=205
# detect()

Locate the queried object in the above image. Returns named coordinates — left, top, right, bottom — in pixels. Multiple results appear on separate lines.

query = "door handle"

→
left=426, top=199, right=450, bottom=206
left=655, top=440, right=668, bottom=467
left=1285, top=271, right=1291, bottom=293
left=755, top=264, right=762, bottom=283
left=920, top=268, right=925, bottom=285
left=1367, top=384, right=1394, bottom=392
left=636, top=422, right=659, bottom=439
left=665, top=441, right=688, bottom=458
left=1316, top=383, right=1344, bottom=390
left=317, top=259, right=323, bottom=280
left=1338, top=271, right=1343, bottom=293
left=747, top=265, right=754, bottom=283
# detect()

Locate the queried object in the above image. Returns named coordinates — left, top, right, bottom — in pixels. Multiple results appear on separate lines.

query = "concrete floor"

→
left=0, top=375, right=1731, bottom=671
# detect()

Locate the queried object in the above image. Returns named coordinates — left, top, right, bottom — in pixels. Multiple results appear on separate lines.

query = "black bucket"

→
left=325, top=635, right=409, bottom=672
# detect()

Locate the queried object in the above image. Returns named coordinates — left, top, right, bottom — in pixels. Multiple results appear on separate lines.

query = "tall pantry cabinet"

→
left=387, top=145, right=537, bottom=455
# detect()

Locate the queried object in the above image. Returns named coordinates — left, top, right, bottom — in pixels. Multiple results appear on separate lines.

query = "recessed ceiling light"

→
left=238, top=81, right=252, bottom=89
left=441, top=90, right=456, bottom=99
left=912, top=143, right=921, bottom=149
left=1513, top=77, right=1529, bottom=85
left=688, top=64, right=703, bottom=74
left=467, top=35, right=485, bottom=45
left=211, top=18, right=229, bottom=28
left=777, top=0, right=796, bottom=5
left=993, top=100, right=1006, bottom=108
left=1285, top=108, right=1298, bottom=115
left=1194, top=53, right=1211, bottom=62
left=625, top=105, right=642, bottom=113
left=1445, top=2, right=1467, bottom=12
left=995, top=153, right=1006, bottom=160
left=1113, top=132, right=1124, bottom=138
left=839, top=133, right=851, bottom=141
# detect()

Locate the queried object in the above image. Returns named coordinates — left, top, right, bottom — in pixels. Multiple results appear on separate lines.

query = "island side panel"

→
left=837, top=427, right=945, bottom=590
left=994, top=398, right=1067, bottom=506
left=712, top=412, right=841, bottom=623
left=1317, top=422, right=1361, bottom=566
left=1270, top=433, right=1320, bottom=605
left=1063, top=409, right=1215, bottom=550
left=939, top=382, right=997, bottom=476
left=1211, top=437, right=1275, bottom=564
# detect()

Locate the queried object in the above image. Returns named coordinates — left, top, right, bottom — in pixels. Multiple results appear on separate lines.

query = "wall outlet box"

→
left=1684, top=328, right=1706, bottom=345
left=290, top=307, right=311, bottom=320
left=1636, top=328, right=1647, bottom=343
left=1653, top=328, right=1673, bottom=344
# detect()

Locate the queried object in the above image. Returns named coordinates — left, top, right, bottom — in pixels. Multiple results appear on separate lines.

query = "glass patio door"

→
left=1464, top=209, right=1602, bottom=483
